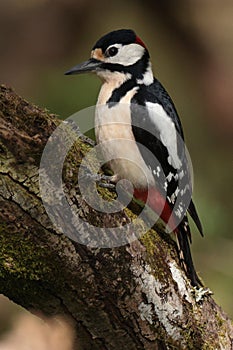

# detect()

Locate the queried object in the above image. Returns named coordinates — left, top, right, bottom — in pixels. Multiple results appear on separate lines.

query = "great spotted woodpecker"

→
left=65, top=29, right=203, bottom=286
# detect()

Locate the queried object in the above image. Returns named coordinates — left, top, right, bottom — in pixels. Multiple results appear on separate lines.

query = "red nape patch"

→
left=135, top=35, right=147, bottom=49
left=134, top=187, right=178, bottom=232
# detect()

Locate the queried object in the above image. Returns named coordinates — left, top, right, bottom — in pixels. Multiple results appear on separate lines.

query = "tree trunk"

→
left=0, top=84, right=232, bottom=349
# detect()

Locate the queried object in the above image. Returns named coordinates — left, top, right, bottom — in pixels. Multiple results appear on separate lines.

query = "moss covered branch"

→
left=0, top=85, right=232, bottom=349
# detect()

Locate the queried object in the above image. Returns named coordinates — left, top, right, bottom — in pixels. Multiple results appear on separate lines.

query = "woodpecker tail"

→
left=176, top=218, right=203, bottom=287
left=188, top=199, right=204, bottom=237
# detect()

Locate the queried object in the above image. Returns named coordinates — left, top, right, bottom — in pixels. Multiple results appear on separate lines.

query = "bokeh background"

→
left=0, top=0, right=232, bottom=342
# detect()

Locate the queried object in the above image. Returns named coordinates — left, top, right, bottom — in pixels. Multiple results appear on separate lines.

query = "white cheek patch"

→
left=146, top=102, right=182, bottom=170
left=105, top=43, right=145, bottom=66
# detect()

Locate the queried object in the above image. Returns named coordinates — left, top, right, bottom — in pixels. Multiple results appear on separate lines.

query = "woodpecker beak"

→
left=65, top=58, right=102, bottom=75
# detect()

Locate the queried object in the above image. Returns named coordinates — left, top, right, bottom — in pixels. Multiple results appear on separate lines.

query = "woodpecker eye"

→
left=106, top=46, right=118, bottom=57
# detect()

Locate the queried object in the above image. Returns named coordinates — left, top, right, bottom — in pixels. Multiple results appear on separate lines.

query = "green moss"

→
left=0, top=225, right=52, bottom=281
left=140, top=230, right=160, bottom=256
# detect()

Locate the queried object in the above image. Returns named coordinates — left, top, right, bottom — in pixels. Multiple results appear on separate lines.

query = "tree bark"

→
left=0, top=84, right=232, bottom=350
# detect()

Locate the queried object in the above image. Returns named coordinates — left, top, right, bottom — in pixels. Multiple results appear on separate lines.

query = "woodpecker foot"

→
left=96, top=174, right=117, bottom=189
left=79, top=165, right=117, bottom=189
left=82, top=172, right=116, bottom=189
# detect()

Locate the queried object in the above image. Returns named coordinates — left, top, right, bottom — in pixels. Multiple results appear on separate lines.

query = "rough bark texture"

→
left=0, top=85, right=232, bottom=350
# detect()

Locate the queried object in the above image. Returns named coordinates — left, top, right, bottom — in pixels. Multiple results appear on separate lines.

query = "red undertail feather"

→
left=133, top=187, right=177, bottom=232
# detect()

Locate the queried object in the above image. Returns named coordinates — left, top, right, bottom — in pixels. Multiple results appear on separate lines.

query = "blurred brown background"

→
left=0, top=0, right=232, bottom=341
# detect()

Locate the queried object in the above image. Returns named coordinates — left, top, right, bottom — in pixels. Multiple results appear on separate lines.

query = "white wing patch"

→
left=146, top=102, right=182, bottom=169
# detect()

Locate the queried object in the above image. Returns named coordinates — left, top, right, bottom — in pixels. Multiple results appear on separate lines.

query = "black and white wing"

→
left=131, top=79, right=203, bottom=286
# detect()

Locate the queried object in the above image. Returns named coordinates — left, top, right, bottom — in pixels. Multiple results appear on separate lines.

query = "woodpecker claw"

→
left=98, top=181, right=116, bottom=189
left=96, top=174, right=116, bottom=189
left=80, top=169, right=116, bottom=189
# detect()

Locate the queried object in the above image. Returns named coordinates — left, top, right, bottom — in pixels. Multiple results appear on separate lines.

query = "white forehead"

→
left=105, top=43, right=145, bottom=66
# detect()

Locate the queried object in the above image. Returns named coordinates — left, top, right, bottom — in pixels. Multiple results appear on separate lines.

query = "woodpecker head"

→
left=65, top=29, right=153, bottom=84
